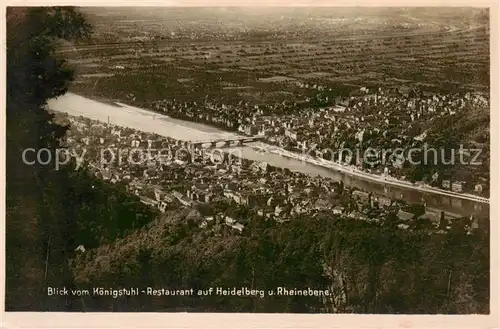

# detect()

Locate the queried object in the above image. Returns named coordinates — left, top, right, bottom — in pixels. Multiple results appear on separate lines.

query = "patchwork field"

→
left=61, top=8, right=489, bottom=107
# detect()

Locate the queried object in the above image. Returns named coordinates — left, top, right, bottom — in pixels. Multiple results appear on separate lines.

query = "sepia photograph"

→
left=3, top=3, right=494, bottom=320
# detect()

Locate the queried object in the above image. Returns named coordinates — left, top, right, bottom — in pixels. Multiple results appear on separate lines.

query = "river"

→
left=47, top=92, right=489, bottom=218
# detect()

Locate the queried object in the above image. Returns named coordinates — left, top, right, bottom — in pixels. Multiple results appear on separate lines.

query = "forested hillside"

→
left=6, top=7, right=157, bottom=311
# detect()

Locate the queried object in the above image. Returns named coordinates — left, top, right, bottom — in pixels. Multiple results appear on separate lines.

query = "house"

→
left=348, top=211, right=363, bottom=219
left=158, top=201, right=168, bottom=213
left=352, top=190, right=370, bottom=203
left=314, top=199, right=332, bottom=210
left=397, top=223, right=410, bottom=230
left=225, top=216, right=236, bottom=226
left=244, top=125, right=258, bottom=136
left=131, top=181, right=145, bottom=191
left=174, top=159, right=187, bottom=166
left=110, top=175, right=119, bottom=184
left=356, top=212, right=369, bottom=222
left=274, top=204, right=285, bottom=216
left=203, top=193, right=214, bottom=203
left=420, top=210, right=441, bottom=225
left=332, top=206, right=344, bottom=215
left=186, top=209, right=202, bottom=220
left=153, top=186, right=165, bottom=201
left=470, top=217, right=479, bottom=230
left=223, top=190, right=235, bottom=200
left=377, top=196, right=392, bottom=208
left=293, top=204, right=307, bottom=214
left=186, top=190, right=199, bottom=201
left=250, top=162, right=261, bottom=173
left=163, top=193, right=174, bottom=203
left=451, top=181, right=465, bottom=193
left=233, top=192, right=249, bottom=205
left=231, top=223, right=244, bottom=233
left=285, top=130, right=297, bottom=140
left=258, top=162, right=269, bottom=172
left=171, top=191, right=192, bottom=207
left=74, top=245, right=86, bottom=253
left=397, top=210, right=414, bottom=222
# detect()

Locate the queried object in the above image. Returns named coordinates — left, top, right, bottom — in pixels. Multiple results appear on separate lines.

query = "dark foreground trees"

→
left=71, top=211, right=489, bottom=314
left=6, top=7, right=159, bottom=311
left=6, top=6, right=91, bottom=311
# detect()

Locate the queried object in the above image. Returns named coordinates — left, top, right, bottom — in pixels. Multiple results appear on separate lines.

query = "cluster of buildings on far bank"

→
left=147, top=87, right=488, bottom=197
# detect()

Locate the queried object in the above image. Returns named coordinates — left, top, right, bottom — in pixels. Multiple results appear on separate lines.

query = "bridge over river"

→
left=191, top=136, right=265, bottom=149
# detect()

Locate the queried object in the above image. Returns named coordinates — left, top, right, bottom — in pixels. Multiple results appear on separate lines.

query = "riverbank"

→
left=47, top=93, right=242, bottom=142
left=249, top=143, right=489, bottom=204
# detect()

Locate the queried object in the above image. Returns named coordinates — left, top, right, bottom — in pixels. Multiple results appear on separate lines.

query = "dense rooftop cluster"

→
left=143, top=87, right=489, bottom=196
left=58, top=113, right=483, bottom=236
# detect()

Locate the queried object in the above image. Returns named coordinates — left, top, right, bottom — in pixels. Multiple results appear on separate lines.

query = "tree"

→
left=438, top=212, right=448, bottom=230
left=6, top=7, right=91, bottom=311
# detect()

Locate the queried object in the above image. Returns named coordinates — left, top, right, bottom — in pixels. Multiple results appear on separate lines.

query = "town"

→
left=57, top=112, right=483, bottom=237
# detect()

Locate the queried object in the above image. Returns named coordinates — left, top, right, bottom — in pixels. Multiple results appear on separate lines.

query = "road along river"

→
left=47, top=93, right=489, bottom=218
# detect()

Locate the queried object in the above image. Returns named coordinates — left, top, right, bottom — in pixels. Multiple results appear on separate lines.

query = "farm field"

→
left=64, top=7, right=489, bottom=106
